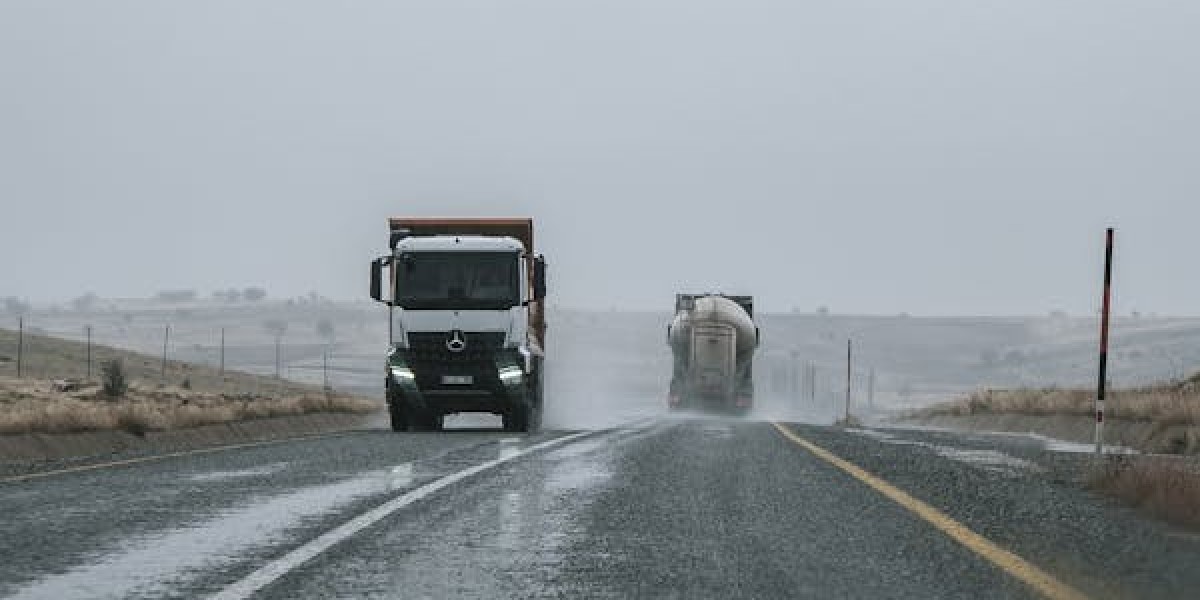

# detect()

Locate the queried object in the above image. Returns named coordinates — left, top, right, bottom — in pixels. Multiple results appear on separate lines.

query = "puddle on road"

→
left=543, top=454, right=612, bottom=492
left=931, top=447, right=1038, bottom=474
left=8, top=433, right=596, bottom=599
left=886, top=424, right=1139, bottom=456
left=540, top=424, right=659, bottom=463
left=9, top=468, right=404, bottom=600
left=1020, top=433, right=1138, bottom=455
left=847, top=428, right=1040, bottom=476
left=497, top=438, right=522, bottom=461
left=388, top=463, right=415, bottom=489
left=700, top=423, right=735, bottom=439
left=186, top=462, right=290, bottom=482
left=411, top=430, right=618, bottom=594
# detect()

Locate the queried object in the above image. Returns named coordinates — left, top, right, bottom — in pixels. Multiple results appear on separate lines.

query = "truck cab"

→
left=370, top=218, right=547, bottom=432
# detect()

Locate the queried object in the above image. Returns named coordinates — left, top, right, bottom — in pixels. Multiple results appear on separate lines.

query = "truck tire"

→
left=504, top=362, right=542, bottom=433
left=502, top=405, right=528, bottom=432
left=409, top=410, right=443, bottom=432
left=528, top=369, right=544, bottom=433
left=388, top=402, right=408, bottom=432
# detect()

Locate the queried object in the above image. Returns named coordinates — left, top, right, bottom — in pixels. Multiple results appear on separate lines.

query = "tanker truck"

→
left=667, top=294, right=758, bottom=414
left=369, top=218, right=547, bottom=433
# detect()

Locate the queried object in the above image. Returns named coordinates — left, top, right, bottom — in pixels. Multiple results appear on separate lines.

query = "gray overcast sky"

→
left=1, top=1, right=1197, bottom=315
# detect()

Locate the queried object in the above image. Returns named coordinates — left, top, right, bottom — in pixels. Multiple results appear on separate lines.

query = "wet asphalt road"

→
left=3, top=419, right=1200, bottom=599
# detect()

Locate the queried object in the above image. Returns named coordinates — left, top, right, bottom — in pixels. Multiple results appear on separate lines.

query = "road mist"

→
left=542, top=310, right=670, bottom=430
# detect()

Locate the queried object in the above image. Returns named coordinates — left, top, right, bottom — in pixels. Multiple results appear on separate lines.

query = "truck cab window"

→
left=396, top=252, right=519, bottom=310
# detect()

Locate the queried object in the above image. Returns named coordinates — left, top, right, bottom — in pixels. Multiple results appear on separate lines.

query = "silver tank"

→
left=668, top=295, right=757, bottom=362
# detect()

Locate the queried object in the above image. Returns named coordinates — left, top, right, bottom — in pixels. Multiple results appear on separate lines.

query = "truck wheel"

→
left=409, top=410, right=443, bottom=432
left=529, top=402, right=542, bottom=433
left=388, top=402, right=408, bottom=432
left=428, top=413, right=445, bottom=432
left=528, top=369, right=544, bottom=433
left=502, top=405, right=528, bottom=432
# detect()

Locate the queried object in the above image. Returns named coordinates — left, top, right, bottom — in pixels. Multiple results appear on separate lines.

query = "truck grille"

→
left=406, top=332, right=505, bottom=362
left=405, top=331, right=507, bottom=390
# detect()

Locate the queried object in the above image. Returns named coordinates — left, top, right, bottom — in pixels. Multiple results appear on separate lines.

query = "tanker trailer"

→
left=667, top=294, right=758, bottom=414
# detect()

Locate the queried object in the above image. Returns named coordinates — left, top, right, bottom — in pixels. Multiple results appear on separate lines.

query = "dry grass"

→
left=0, top=326, right=381, bottom=435
left=0, top=376, right=380, bottom=436
left=915, top=383, right=1200, bottom=427
left=0, top=326, right=321, bottom=398
left=1090, top=456, right=1200, bottom=530
left=909, top=374, right=1200, bottom=528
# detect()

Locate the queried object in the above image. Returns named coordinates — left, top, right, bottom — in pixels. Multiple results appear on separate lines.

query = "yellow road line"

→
left=771, top=422, right=1089, bottom=600
left=0, top=430, right=359, bottom=484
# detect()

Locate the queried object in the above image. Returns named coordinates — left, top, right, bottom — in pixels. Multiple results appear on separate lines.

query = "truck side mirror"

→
left=370, top=257, right=389, bottom=304
left=533, top=256, right=547, bottom=301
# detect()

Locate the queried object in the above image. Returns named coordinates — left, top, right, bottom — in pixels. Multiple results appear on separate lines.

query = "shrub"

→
left=1089, top=456, right=1200, bottom=529
left=243, top=287, right=267, bottom=302
left=102, top=359, right=128, bottom=398
left=155, top=289, right=197, bottom=303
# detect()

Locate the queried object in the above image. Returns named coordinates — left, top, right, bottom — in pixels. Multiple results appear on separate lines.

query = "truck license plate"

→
left=441, top=375, right=474, bottom=385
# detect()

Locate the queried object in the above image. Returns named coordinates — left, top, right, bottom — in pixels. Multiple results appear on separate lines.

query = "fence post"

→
left=161, top=324, right=170, bottom=382
left=323, top=348, right=331, bottom=397
left=86, top=325, right=92, bottom=379
left=844, top=339, right=852, bottom=423
left=219, top=327, right=225, bottom=377
left=868, top=367, right=876, bottom=413
left=811, top=362, right=820, bottom=405
left=16, top=316, right=24, bottom=378
left=275, top=336, right=283, bottom=398
left=789, top=350, right=800, bottom=402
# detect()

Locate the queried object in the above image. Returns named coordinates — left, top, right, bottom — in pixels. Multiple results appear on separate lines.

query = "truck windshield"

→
left=395, top=251, right=520, bottom=310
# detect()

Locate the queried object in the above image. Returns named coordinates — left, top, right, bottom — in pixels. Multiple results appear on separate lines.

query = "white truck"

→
left=667, top=294, right=758, bottom=414
left=370, top=218, right=547, bottom=432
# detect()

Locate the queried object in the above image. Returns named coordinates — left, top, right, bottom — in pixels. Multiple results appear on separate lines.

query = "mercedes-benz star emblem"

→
left=446, top=330, right=467, bottom=353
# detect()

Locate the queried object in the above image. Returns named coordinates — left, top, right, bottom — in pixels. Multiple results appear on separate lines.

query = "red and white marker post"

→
left=1095, top=228, right=1114, bottom=456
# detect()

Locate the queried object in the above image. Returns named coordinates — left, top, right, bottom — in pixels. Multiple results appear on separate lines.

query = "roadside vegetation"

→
left=912, top=375, right=1200, bottom=454
left=0, top=375, right=378, bottom=436
left=0, top=327, right=380, bottom=436
left=913, top=374, right=1200, bottom=529
left=916, top=383, right=1200, bottom=426
left=1090, top=456, right=1200, bottom=530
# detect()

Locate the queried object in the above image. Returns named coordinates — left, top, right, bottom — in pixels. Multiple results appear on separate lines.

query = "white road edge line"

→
left=209, top=430, right=596, bottom=600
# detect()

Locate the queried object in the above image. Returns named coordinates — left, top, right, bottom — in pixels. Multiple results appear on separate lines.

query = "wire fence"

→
left=0, top=314, right=381, bottom=399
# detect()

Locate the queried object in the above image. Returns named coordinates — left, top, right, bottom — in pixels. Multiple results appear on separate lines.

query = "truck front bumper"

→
left=387, top=354, right=528, bottom=415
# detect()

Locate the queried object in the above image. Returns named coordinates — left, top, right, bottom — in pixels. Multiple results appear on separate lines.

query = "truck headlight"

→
left=390, top=366, right=416, bottom=382
left=498, top=365, right=524, bottom=384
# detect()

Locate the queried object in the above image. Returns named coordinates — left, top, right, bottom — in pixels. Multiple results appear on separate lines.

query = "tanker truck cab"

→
left=370, top=219, right=547, bottom=433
